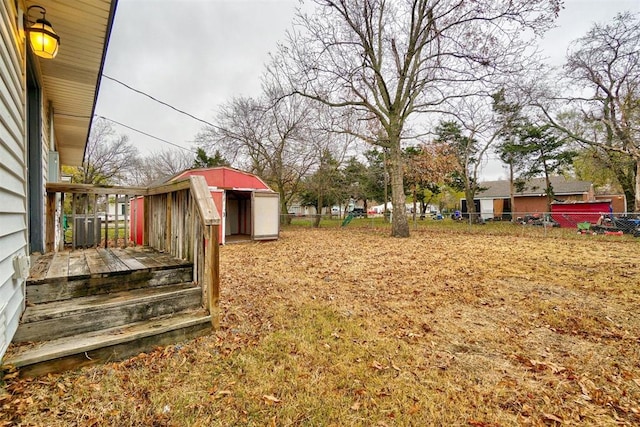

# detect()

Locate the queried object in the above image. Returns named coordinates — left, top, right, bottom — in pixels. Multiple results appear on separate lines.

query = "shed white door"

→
left=252, top=192, right=279, bottom=240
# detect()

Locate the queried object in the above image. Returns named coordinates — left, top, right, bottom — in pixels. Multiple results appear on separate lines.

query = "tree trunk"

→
left=617, top=169, right=635, bottom=213
left=635, top=158, right=640, bottom=212
left=387, top=141, right=409, bottom=237
left=383, top=151, right=389, bottom=223
left=280, top=192, right=291, bottom=225
left=509, top=162, right=516, bottom=222
left=544, top=173, right=553, bottom=213
left=412, top=187, right=417, bottom=223
left=313, top=193, right=322, bottom=228
left=600, top=149, right=636, bottom=213
left=542, top=157, right=554, bottom=212
left=464, top=186, right=476, bottom=223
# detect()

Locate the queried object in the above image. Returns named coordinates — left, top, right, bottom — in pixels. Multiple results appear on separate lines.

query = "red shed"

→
left=131, top=167, right=279, bottom=244
left=550, top=200, right=612, bottom=228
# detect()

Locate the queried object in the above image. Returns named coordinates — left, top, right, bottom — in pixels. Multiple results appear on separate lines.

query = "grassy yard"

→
left=2, top=226, right=640, bottom=426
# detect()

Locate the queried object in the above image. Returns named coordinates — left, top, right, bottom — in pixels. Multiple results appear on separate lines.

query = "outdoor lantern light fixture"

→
left=26, top=5, right=60, bottom=59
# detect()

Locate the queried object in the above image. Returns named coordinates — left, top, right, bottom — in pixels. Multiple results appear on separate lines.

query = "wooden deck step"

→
left=13, top=283, right=203, bottom=343
left=5, top=310, right=212, bottom=377
left=26, top=247, right=193, bottom=304
left=26, top=264, right=193, bottom=304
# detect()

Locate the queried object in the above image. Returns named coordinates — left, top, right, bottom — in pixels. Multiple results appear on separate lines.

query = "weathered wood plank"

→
left=93, top=193, right=99, bottom=247
left=110, top=247, right=147, bottom=270
left=145, top=178, right=191, bottom=196
left=124, top=195, right=130, bottom=247
left=127, top=249, right=164, bottom=268
left=210, top=224, right=220, bottom=329
left=143, top=195, right=150, bottom=246
left=68, top=251, right=89, bottom=277
left=71, top=194, right=77, bottom=250
left=190, top=176, right=220, bottom=225
left=45, top=192, right=56, bottom=252
left=85, top=249, right=111, bottom=274
left=29, top=253, right=54, bottom=281
left=46, top=182, right=148, bottom=196
left=166, top=191, right=172, bottom=254
left=123, top=246, right=189, bottom=268
left=25, top=266, right=192, bottom=304
left=7, top=311, right=211, bottom=377
left=152, top=252, right=191, bottom=267
left=45, top=252, right=70, bottom=279
left=97, top=248, right=129, bottom=273
left=16, top=284, right=202, bottom=343
left=58, top=193, right=65, bottom=251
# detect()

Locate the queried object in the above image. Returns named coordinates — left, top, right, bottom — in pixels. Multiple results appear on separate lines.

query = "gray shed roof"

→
left=477, top=177, right=592, bottom=199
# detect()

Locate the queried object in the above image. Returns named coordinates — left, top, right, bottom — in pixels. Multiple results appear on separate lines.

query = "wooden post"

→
left=93, top=193, right=98, bottom=247
left=59, top=192, right=65, bottom=251
left=114, top=194, right=119, bottom=247
left=124, top=195, right=130, bottom=247
left=206, top=224, right=220, bottom=329
left=166, top=192, right=172, bottom=254
left=104, top=194, right=109, bottom=247
left=45, top=191, right=57, bottom=252
left=71, top=194, right=76, bottom=250
left=83, top=195, right=89, bottom=249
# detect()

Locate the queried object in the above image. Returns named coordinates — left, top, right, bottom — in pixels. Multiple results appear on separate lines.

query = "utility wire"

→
left=102, top=74, right=223, bottom=131
left=55, top=111, right=197, bottom=153
left=95, top=115, right=197, bottom=153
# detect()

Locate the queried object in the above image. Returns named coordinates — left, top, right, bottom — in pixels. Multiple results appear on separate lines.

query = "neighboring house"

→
left=286, top=199, right=316, bottom=217
left=595, top=194, right=627, bottom=214
left=131, top=167, right=280, bottom=245
left=0, top=1, right=117, bottom=359
left=469, top=177, right=596, bottom=219
left=105, top=196, right=129, bottom=220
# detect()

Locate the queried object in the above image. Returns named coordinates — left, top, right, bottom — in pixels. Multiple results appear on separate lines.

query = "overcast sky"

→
left=94, top=0, right=640, bottom=179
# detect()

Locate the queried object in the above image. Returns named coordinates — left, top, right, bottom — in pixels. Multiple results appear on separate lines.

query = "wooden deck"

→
left=29, top=247, right=192, bottom=281
left=6, top=246, right=210, bottom=376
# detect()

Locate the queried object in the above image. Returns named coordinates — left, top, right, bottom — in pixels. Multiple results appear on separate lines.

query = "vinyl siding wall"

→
left=0, top=1, right=27, bottom=359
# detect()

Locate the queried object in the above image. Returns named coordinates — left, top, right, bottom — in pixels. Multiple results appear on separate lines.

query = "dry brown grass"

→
left=2, top=226, right=640, bottom=426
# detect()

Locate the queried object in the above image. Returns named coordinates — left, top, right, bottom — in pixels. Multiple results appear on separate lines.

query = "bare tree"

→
left=72, top=118, right=139, bottom=185
left=536, top=12, right=640, bottom=211
left=196, top=91, right=318, bottom=218
left=275, top=0, right=561, bottom=236
left=128, top=149, right=194, bottom=186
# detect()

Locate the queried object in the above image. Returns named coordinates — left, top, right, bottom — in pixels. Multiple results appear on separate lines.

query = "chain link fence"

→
left=281, top=211, right=640, bottom=239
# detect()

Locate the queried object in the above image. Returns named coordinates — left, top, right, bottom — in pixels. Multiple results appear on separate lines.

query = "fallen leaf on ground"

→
left=542, top=413, right=563, bottom=423
left=262, top=394, right=281, bottom=404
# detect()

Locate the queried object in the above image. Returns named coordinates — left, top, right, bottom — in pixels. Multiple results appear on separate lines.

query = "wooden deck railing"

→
left=45, top=176, right=221, bottom=327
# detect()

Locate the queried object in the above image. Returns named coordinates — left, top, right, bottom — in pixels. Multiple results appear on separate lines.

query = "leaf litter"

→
left=2, top=226, right=640, bottom=426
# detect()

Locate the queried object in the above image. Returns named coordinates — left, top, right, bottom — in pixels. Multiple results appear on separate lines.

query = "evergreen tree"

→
left=193, top=148, right=229, bottom=168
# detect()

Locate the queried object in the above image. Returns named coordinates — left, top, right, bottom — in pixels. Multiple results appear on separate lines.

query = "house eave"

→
left=28, top=0, right=118, bottom=166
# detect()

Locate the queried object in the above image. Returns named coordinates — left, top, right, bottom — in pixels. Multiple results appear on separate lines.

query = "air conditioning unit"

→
left=73, top=216, right=102, bottom=247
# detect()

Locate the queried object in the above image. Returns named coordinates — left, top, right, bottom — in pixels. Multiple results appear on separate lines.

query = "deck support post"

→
left=205, top=224, right=220, bottom=329
left=45, top=191, right=56, bottom=252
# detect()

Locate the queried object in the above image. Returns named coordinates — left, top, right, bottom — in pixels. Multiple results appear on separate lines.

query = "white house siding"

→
left=0, top=2, right=28, bottom=359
